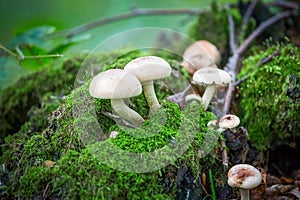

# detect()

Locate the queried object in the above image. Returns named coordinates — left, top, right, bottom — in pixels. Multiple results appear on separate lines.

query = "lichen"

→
left=238, top=42, right=300, bottom=151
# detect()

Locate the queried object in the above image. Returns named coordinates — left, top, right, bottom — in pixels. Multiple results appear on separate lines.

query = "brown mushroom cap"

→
left=228, top=164, right=262, bottom=189
left=196, top=40, right=221, bottom=64
left=89, top=69, right=142, bottom=99
left=219, top=114, right=240, bottom=129
left=181, top=40, right=220, bottom=76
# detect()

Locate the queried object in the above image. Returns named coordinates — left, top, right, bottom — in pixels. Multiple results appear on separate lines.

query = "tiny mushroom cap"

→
left=181, top=40, right=220, bottom=76
left=124, top=56, right=171, bottom=112
left=193, top=67, right=231, bottom=110
left=89, top=69, right=144, bottom=126
left=109, top=131, right=119, bottom=139
left=207, top=119, right=218, bottom=128
left=219, top=114, right=240, bottom=129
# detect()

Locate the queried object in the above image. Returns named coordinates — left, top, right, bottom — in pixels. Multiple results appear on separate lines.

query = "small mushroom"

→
left=207, top=119, right=218, bottom=128
left=109, top=131, right=119, bottom=138
left=193, top=67, right=231, bottom=110
left=228, top=164, right=262, bottom=200
left=124, top=56, right=171, bottom=112
left=185, top=93, right=202, bottom=104
left=89, top=69, right=144, bottom=127
left=181, top=40, right=220, bottom=77
left=219, top=114, right=240, bottom=132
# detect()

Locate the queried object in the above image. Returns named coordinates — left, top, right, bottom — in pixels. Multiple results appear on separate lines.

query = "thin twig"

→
left=222, top=10, right=293, bottom=115
left=241, top=0, right=258, bottom=26
left=20, top=54, right=63, bottom=60
left=101, top=111, right=136, bottom=128
left=0, top=44, right=17, bottom=57
left=234, top=50, right=280, bottom=86
left=15, top=45, right=25, bottom=60
left=267, top=1, right=299, bottom=10
left=0, top=44, right=63, bottom=61
left=168, top=85, right=192, bottom=109
left=227, top=14, right=237, bottom=54
left=237, top=10, right=292, bottom=55
left=48, top=8, right=201, bottom=38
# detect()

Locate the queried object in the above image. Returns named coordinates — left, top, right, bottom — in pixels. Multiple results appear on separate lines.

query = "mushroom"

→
left=193, top=67, right=231, bottom=110
left=181, top=40, right=221, bottom=77
left=185, top=93, right=202, bottom=104
left=124, top=56, right=171, bottom=112
left=218, top=114, right=240, bottom=132
left=89, top=69, right=144, bottom=127
left=109, top=131, right=119, bottom=139
left=228, top=164, right=262, bottom=200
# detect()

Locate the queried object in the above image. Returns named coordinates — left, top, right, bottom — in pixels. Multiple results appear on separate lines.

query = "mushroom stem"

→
left=240, top=188, right=249, bottom=200
left=111, top=99, right=144, bottom=127
left=142, top=81, right=161, bottom=112
left=201, top=84, right=216, bottom=110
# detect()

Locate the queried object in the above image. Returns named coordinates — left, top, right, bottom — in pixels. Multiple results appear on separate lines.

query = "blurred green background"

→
left=0, top=0, right=237, bottom=90
left=0, top=0, right=235, bottom=50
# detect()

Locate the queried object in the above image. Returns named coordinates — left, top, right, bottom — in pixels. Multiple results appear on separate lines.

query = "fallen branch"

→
left=234, top=50, right=280, bottom=86
left=0, top=44, right=63, bottom=61
left=222, top=10, right=293, bottom=115
left=48, top=8, right=202, bottom=38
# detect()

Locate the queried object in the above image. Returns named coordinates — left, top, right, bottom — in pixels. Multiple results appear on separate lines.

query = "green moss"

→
left=238, top=42, right=300, bottom=151
left=1, top=50, right=226, bottom=199
left=0, top=56, right=82, bottom=141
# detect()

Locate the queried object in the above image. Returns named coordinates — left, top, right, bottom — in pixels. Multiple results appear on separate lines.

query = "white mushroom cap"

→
left=193, top=67, right=231, bottom=85
left=89, top=69, right=142, bottom=99
left=124, top=56, right=171, bottom=82
left=219, top=114, right=240, bottom=129
left=228, top=164, right=262, bottom=189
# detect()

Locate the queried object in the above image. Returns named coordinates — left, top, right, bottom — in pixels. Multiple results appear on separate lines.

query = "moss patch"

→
left=238, top=42, right=300, bottom=151
left=0, top=56, right=82, bottom=141
left=1, top=50, right=226, bottom=199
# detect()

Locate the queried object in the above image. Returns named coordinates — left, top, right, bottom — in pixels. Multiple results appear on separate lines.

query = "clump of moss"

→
left=238, top=42, right=300, bottom=151
left=0, top=56, right=82, bottom=141
left=1, top=50, right=224, bottom=199
left=0, top=50, right=121, bottom=143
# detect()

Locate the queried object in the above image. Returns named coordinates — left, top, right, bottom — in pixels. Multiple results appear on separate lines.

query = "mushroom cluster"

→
left=179, top=40, right=231, bottom=110
left=89, top=56, right=171, bottom=127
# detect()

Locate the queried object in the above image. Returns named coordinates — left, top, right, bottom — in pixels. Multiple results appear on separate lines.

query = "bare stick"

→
left=237, top=10, right=292, bottom=55
left=234, top=50, right=280, bottom=86
left=241, top=0, right=258, bottom=26
left=0, top=44, right=63, bottom=61
left=0, top=44, right=17, bottom=57
left=222, top=10, right=293, bottom=115
left=267, top=1, right=299, bottom=10
left=48, top=8, right=201, bottom=38
left=228, top=14, right=237, bottom=54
